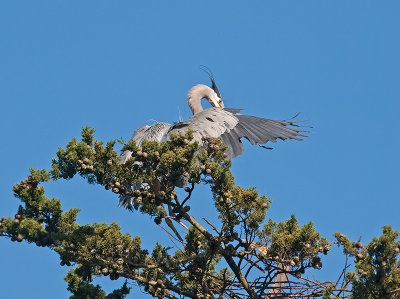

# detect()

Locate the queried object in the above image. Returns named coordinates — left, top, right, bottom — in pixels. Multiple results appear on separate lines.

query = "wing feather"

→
left=162, top=108, right=239, bottom=142
left=220, top=128, right=244, bottom=158
left=236, top=115, right=305, bottom=142
left=121, top=122, right=172, bottom=163
left=160, top=107, right=307, bottom=159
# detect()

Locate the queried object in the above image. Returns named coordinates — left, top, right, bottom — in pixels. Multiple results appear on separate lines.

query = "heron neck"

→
left=187, top=84, right=214, bottom=115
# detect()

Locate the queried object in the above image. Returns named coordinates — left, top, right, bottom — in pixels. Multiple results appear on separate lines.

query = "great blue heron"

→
left=121, top=80, right=305, bottom=163
left=119, top=77, right=307, bottom=242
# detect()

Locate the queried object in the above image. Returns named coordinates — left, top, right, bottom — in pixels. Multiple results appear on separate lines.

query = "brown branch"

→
left=267, top=263, right=289, bottom=298
left=203, top=217, right=221, bottom=235
left=180, top=182, right=195, bottom=207
left=128, top=272, right=200, bottom=299
left=243, top=256, right=265, bottom=278
left=159, top=223, right=185, bottom=247
left=223, top=253, right=262, bottom=299
left=182, top=211, right=260, bottom=298
left=182, top=213, right=214, bottom=240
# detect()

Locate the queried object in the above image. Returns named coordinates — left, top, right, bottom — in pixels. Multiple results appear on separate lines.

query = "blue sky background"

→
left=1, top=1, right=399, bottom=298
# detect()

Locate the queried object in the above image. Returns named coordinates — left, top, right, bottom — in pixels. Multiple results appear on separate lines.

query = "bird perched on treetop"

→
left=119, top=71, right=308, bottom=242
left=121, top=72, right=306, bottom=163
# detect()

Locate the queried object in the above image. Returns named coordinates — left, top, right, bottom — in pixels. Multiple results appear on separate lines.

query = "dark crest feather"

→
left=200, top=65, right=222, bottom=99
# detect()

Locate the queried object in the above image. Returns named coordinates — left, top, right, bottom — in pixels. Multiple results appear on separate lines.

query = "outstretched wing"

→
left=162, top=107, right=307, bottom=158
left=120, top=122, right=172, bottom=163
left=220, top=109, right=307, bottom=157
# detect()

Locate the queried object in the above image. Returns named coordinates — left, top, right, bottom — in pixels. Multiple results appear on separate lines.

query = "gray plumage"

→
left=161, top=107, right=306, bottom=159
left=120, top=122, right=172, bottom=163
left=119, top=81, right=307, bottom=242
left=119, top=83, right=307, bottom=209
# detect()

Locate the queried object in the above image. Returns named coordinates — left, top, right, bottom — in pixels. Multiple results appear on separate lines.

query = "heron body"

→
left=119, top=80, right=307, bottom=241
left=119, top=81, right=306, bottom=202
left=121, top=83, right=305, bottom=161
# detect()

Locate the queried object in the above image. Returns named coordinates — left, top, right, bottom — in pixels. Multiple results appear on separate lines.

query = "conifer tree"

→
left=1, top=127, right=399, bottom=298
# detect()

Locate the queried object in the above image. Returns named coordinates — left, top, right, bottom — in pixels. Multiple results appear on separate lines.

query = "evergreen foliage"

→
left=1, top=127, right=399, bottom=298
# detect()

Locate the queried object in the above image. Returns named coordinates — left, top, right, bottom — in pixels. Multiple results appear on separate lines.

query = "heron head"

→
left=209, top=78, right=224, bottom=108
left=207, top=80, right=224, bottom=108
left=200, top=65, right=224, bottom=108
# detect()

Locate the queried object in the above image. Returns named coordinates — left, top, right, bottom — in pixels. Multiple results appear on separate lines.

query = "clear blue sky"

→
left=1, top=1, right=399, bottom=298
